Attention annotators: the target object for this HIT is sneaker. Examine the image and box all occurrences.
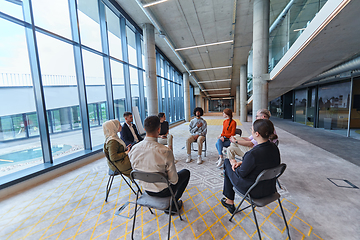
[186,156,191,163]
[197,156,202,165]
[216,157,224,168]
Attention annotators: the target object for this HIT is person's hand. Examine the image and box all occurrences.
[220,136,225,142]
[230,136,236,143]
[161,135,167,139]
[126,144,132,151]
[231,160,242,171]
[196,122,203,128]
[193,135,199,140]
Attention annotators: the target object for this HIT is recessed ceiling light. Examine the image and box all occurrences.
[175,40,233,51]
[208,93,231,96]
[190,66,232,72]
[143,0,169,8]
[203,88,231,91]
[198,79,231,83]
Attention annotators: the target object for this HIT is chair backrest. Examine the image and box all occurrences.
[245,163,286,197]
[235,128,242,136]
[255,163,286,183]
[131,170,169,185]
[274,140,279,146]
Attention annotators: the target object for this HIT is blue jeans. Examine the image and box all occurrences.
[215,138,231,156]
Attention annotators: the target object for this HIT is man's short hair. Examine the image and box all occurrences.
[144,116,160,134]
[193,107,204,116]
[158,112,165,118]
[123,112,132,118]
[257,109,271,119]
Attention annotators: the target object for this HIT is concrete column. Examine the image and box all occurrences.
[205,98,209,113]
[252,0,270,118]
[240,64,247,122]
[183,72,191,122]
[143,23,158,116]
[235,86,240,116]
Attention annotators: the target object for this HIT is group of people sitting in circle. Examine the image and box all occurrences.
[102,107,280,215]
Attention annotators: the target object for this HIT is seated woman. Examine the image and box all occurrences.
[103,119,132,178]
[215,108,236,168]
[221,119,280,214]
[157,112,173,150]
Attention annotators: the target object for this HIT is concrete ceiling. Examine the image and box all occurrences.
[114,0,290,99]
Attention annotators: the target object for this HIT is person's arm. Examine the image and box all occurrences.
[236,151,256,178]
[197,119,207,136]
[120,125,131,146]
[133,124,143,141]
[189,120,198,134]
[107,140,128,162]
[234,138,254,147]
[165,150,179,185]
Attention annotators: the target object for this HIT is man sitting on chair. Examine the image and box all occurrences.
[121,112,143,147]
[186,107,207,164]
[129,116,190,215]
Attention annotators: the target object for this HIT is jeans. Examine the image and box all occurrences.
[215,138,231,156]
[146,169,190,204]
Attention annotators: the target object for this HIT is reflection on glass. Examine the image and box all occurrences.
[32,0,72,39]
[126,26,137,66]
[111,60,126,122]
[270,96,283,118]
[0,0,23,20]
[77,0,102,52]
[318,81,350,133]
[0,19,42,177]
[130,67,139,113]
[294,89,307,124]
[105,6,122,60]
[306,88,316,127]
[36,32,83,159]
[82,49,108,147]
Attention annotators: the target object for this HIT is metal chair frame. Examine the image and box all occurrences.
[130,170,183,240]
[229,163,291,240]
[105,159,136,202]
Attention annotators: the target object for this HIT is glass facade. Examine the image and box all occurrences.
[0,0,184,179]
[269,0,328,71]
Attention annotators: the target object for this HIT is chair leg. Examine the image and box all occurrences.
[119,174,137,195]
[105,175,115,202]
[131,191,140,240]
[204,140,206,157]
[167,201,172,240]
[250,200,262,240]
[278,199,291,240]
[229,196,247,221]
[172,195,183,221]
[276,179,283,189]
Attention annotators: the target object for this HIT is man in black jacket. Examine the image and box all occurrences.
[120,112,143,146]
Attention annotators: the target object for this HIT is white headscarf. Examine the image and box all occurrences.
[102,119,127,148]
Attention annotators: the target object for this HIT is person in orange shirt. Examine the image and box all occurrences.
[216,108,236,168]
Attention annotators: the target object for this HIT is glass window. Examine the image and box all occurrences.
[126,26,137,66]
[129,66,139,112]
[77,0,102,52]
[0,19,42,177]
[318,81,350,133]
[82,49,108,147]
[105,6,122,60]
[32,0,72,39]
[294,89,307,124]
[36,32,83,159]
[0,0,23,20]
[111,60,126,122]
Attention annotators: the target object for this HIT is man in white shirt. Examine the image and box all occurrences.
[121,112,143,146]
[129,116,190,214]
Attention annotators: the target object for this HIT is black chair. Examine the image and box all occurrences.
[130,170,183,240]
[235,128,242,136]
[229,163,291,240]
[105,159,136,202]
[191,137,207,157]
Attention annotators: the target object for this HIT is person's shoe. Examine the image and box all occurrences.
[197,156,202,164]
[164,200,183,215]
[216,157,224,168]
[221,198,235,214]
[186,156,191,163]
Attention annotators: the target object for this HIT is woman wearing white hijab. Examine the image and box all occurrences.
[103,119,132,178]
